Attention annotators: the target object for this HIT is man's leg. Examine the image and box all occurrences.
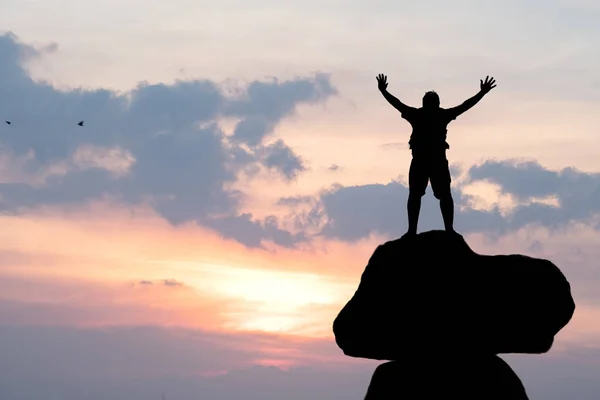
[407,194,421,235]
[407,157,428,235]
[440,195,455,233]
[431,156,456,233]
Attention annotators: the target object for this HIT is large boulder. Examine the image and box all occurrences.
[364,355,529,399]
[333,230,575,360]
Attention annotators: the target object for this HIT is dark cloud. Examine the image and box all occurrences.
[224,74,336,179]
[201,213,305,248]
[466,159,600,230]
[230,114,274,147]
[307,180,499,241]
[0,32,337,249]
[162,279,183,288]
[294,159,600,243]
[466,159,582,201]
[224,74,336,123]
[5,32,600,252]
[256,139,306,180]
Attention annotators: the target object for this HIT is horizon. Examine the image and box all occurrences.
[1,0,600,398]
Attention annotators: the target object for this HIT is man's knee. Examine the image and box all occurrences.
[433,189,452,201]
[408,188,426,199]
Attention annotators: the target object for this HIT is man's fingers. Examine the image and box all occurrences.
[481,76,496,89]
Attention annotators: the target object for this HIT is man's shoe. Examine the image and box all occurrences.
[446,228,461,237]
[401,230,417,239]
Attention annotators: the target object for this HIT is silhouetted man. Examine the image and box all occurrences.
[377,74,496,235]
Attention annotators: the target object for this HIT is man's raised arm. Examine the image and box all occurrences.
[447,76,496,118]
[376,74,414,115]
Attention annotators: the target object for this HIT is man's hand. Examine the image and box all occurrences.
[480,76,496,94]
[376,74,388,91]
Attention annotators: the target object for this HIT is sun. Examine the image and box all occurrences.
[167,260,355,336]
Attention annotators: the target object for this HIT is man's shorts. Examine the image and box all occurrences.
[408,152,451,199]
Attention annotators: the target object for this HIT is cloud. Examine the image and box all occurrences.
[11,31,600,250]
[276,195,314,207]
[0,323,599,400]
[301,180,497,241]
[230,114,274,147]
[288,158,600,242]
[135,279,184,288]
[465,160,600,230]
[256,139,306,180]
[224,74,336,125]
[0,324,372,400]
[5,32,600,251]
[0,325,283,380]
[201,213,305,248]
[0,273,235,329]
[162,279,184,288]
[0,32,336,249]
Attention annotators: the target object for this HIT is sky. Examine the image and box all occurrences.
[1,0,600,398]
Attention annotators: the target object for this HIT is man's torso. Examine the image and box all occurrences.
[401,107,457,154]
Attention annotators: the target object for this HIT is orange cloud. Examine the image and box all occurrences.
[0,201,372,339]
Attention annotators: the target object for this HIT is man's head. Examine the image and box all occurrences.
[422,91,440,109]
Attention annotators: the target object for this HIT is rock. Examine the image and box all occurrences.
[333,230,575,360]
[364,355,529,399]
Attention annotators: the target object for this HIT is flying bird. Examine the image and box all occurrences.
[5,121,10,125]
[77,121,84,126]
